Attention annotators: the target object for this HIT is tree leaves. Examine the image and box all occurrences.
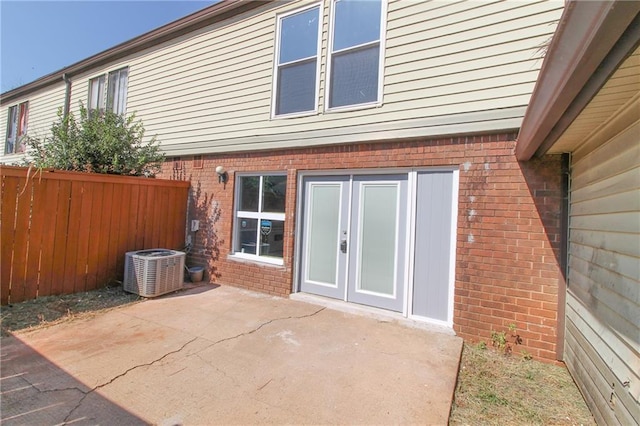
[26,105,164,177]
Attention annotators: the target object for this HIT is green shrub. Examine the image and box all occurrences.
[27,105,164,176]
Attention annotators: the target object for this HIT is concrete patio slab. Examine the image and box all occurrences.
[1,285,463,425]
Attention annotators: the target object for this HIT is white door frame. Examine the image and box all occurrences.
[293,167,459,327]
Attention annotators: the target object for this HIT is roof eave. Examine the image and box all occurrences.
[515,0,640,161]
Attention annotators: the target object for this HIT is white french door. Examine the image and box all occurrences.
[299,175,407,312]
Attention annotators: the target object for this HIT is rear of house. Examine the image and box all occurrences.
[2,0,566,362]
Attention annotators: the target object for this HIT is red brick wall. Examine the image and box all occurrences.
[159,133,563,360]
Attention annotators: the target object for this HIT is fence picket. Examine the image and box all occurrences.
[1,176,19,304]
[75,182,93,293]
[38,179,59,298]
[11,176,33,303]
[86,183,105,291]
[25,176,46,300]
[51,180,72,296]
[115,184,132,277]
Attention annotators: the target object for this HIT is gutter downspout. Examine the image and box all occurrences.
[556,152,570,361]
[62,73,71,119]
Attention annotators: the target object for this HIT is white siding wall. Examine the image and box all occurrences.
[565,117,640,425]
[0,83,66,164]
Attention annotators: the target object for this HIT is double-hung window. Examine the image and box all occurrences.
[107,68,129,115]
[87,67,128,115]
[273,5,321,117]
[327,0,384,109]
[5,102,28,154]
[234,174,287,263]
[88,75,106,114]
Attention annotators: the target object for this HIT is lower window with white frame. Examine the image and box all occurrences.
[234,174,287,263]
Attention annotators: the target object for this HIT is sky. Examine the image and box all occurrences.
[1,1,216,93]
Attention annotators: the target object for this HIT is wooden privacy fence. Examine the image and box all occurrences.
[1,165,190,305]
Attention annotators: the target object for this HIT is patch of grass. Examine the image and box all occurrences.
[0,285,141,337]
[450,343,595,425]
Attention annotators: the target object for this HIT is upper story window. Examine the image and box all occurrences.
[272,5,321,117]
[327,0,384,109]
[88,75,106,114]
[5,101,28,154]
[271,0,386,117]
[107,68,129,115]
[234,174,287,263]
[88,67,129,115]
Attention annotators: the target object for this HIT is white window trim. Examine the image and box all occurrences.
[270,3,323,119]
[231,173,287,266]
[324,0,388,113]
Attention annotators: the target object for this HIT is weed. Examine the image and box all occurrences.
[477,341,487,350]
[490,323,522,355]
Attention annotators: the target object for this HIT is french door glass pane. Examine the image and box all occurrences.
[329,45,379,108]
[307,185,341,284]
[358,184,397,295]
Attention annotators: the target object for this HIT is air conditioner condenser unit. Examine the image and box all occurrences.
[124,249,185,297]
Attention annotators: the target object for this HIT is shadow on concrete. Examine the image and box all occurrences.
[1,335,146,425]
[163,283,221,300]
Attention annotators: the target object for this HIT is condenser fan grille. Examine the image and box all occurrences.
[124,249,185,297]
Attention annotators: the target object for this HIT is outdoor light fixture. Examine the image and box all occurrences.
[215,165,228,184]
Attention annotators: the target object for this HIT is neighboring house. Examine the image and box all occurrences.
[517,2,640,424]
[1,0,572,364]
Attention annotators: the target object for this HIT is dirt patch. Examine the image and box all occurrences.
[0,285,141,337]
[450,343,595,425]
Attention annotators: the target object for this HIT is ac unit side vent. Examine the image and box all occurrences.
[124,249,185,297]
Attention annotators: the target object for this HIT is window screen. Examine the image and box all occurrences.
[274,6,321,116]
[329,0,383,109]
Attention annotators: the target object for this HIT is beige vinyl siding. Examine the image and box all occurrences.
[11,0,562,157]
[565,117,640,425]
[108,0,562,155]
[68,77,89,116]
[0,83,66,163]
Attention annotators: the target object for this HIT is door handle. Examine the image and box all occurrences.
[340,231,347,253]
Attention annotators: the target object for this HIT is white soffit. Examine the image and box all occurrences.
[548,45,640,154]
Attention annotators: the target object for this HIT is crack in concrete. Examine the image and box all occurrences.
[61,337,198,425]
[192,308,326,395]
[191,307,326,357]
[18,373,87,396]
[60,307,325,424]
